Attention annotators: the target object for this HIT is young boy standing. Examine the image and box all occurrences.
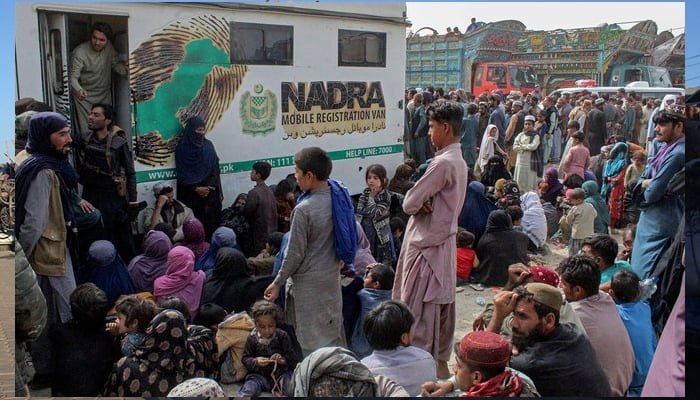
[264,148,345,356]
[566,188,597,256]
[393,101,468,378]
[244,161,278,257]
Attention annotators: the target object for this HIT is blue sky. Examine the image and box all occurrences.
[2,0,696,163]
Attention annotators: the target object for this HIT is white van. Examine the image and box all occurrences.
[549,82,684,100]
[15,2,408,204]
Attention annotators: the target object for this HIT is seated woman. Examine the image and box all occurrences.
[104,310,199,396]
[472,210,530,287]
[458,181,497,245]
[154,246,206,320]
[50,283,121,396]
[83,240,136,304]
[480,154,511,189]
[128,230,172,293]
[195,226,239,274]
[200,247,253,314]
[582,181,610,234]
[520,192,548,251]
[542,167,564,206]
[176,218,209,262]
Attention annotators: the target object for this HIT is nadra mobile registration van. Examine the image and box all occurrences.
[15,2,408,204]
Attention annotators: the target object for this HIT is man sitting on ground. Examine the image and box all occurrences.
[580,233,632,293]
[557,255,635,396]
[137,182,193,243]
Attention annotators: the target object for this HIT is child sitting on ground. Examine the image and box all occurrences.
[238,300,298,397]
[194,303,228,333]
[506,205,524,230]
[611,269,657,397]
[247,232,284,276]
[106,295,159,357]
[350,263,394,358]
[566,188,597,256]
[360,300,436,396]
[456,229,479,286]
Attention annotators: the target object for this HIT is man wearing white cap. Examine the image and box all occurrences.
[137,181,193,242]
[513,114,541,191]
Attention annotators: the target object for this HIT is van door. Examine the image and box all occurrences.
[38,12,70,119]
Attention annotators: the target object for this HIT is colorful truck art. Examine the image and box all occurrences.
[129,15,248,167]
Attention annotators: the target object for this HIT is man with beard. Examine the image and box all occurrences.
[477,101,489,146]
[75,103,138,261]
[587,98,608,156]
[504,100,525,171]
[491,282,611,396]
[557,255,635,396]
[603,94,617,138]
[15,112,78,387]
[138,182,193,243]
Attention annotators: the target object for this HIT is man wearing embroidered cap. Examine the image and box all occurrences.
[492,282,612,396]
[421,330,539,397]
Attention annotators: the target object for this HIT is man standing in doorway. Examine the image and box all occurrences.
[75,104,138,262]
[70,22,128,135]
[393,102,467,379]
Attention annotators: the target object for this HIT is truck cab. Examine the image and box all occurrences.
[472,62,538,95]
[607,65,672,88]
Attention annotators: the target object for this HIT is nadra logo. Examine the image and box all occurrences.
[240,84,278,135]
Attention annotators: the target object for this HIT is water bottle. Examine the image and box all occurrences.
[639,277,658,301]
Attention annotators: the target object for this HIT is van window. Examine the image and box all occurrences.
[338,29,386,67]
[623,68,645,84]
[230,22,293,65]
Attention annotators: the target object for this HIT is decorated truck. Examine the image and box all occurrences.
[15,1,408,204]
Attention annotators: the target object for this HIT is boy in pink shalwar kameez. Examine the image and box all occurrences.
[393,102,468,378]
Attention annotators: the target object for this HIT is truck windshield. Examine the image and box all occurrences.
[648,67,672,88]
[509,65,538,87]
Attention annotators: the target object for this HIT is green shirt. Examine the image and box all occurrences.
[600,260,633,285]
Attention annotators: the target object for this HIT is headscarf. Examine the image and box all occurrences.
[601,142,629,196]
[177,218,209,261]
[520,192,547,248]
[154,246,206,319]
[494,178,507,199]
[292,347,377,397]
[582,180,611,231]
[353,221,376,277]
[175,116,219,186]
[104,310,197,396]
[484,210,513,234]
[128,230,172,293]
[544,167,564,198]
[458,181,498,244]
[167,378,225,397]
[477,124,498,170]
[480,155,511,187]
[200,248,251,313]
[15,112,75,233]
[498,180,521,209]
[85,240,136,304]
[194,226,238,274]
[660,94,676,111]
[529,266,560,287]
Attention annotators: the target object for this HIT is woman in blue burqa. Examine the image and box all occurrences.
[458,181,498,245]
[175,116,223,241]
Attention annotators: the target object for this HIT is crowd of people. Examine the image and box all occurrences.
[12,21,692,398]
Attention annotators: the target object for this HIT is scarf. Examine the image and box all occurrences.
[649,135,685,179]
[519,192,547,248]
[478,124,498,170]
[582,180,610,228]
[195,226,238,274]
[601,142,629,196]
[178,218,210,261]
[200,247,251,313]
[297,179,358,271]
[154,246,206,318]
[460,370,523,397]
[128,230,172,293]
[544,167,564,198]
[484,210,513,234]
[15,112,75,233]
[292,347,377,397]
[458,181,498,244]
[529,265,560,287]
[480,155,511,187]
[84,240,136,304]
[175,116,219,186]
[353,221,376,277]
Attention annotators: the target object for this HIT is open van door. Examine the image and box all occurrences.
[38,12,71,121]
